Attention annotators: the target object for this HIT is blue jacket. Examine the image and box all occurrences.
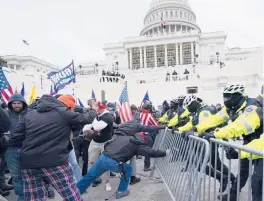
[7,94,28,139]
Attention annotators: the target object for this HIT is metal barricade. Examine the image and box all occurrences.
[198,138,264,201]
[150,129,211,201]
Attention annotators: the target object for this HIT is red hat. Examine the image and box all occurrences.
[98,101,107,110]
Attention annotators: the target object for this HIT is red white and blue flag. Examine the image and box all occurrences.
[140,91,150,108]
[91,89,96,100]
[0,67,13,103]
[118,82,133,123]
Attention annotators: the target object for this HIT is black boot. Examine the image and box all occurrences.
[92,178,102,187]
[144,166,152,172]
[0,183,13,191]
[0,189,10,197]
[218,189,237,201]
[130,176,141,185]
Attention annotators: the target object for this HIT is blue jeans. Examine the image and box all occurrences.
[0,159,7,184]
[5,148,24,201]
[68,149,82,182]
[77,154,132,194]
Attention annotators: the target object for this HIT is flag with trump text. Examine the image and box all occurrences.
[47,61,75,93]
[118,82,133,123]
[0,67,13,103]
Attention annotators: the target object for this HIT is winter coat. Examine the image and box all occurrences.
[103,134,166,163]
[9,95,96,169]
[0,107,10,157]
[7,94,28,141]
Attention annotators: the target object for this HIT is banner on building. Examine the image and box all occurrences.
[47,61,76,93]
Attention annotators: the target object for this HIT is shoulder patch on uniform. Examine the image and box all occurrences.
[203,112,209,117]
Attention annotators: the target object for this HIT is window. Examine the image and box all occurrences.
[156,45,165,67]
[131,47,140,69]
[161,12,163,18]
[166,11,168,18]
[171,11,173,18]
[167,44,176,66]
[187,87,198,94]
[175,11,178,17]
[146,46,155,68]
[180,12,182,18]
[182,42,192,65]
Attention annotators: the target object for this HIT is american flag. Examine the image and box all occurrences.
[140,91,150,108]
[0,67,13,104]
[140,109,159,126]
[91,89,96,100]
[119,83,133,123]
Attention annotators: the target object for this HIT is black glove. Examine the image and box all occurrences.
[182,131,195,139]
[226,148,239,159]
[199,132,215,141]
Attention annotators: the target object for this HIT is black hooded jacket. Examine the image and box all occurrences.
[103,119,166,162]
[9,95,96,169]
[0,106,10,157]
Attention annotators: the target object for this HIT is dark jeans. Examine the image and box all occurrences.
[0,159,7,185]
[77,154,132,194]
[144,135,154,168]
[82,140,90,176]
[5,148,24,201]
[252,159,263,201]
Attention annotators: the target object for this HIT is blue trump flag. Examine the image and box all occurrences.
[20,82,25,97]
[47,61,76,93]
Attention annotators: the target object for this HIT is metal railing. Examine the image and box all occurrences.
[148,129,264,201]
[150,129,211,201]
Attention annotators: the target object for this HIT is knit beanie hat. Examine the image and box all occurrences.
[58,95,76,111]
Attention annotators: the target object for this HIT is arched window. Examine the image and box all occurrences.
[175,11,178,17]
[161,12,163,18]
[170,11,173,17]
[153,14,155,21]
[184,13,186,19]
[166,11,168,18]
[180,12,182,18]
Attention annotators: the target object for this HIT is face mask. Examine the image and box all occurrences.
[223,94,242,110]
[188,102,199,113]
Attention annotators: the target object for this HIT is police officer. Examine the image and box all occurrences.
[159,99,179,127]
[195,84,263,200]
[177,95,231,192]
[201,106,263,201]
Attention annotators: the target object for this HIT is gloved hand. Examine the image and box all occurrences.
[226,148,239,159]
[165,149,170,156]
[182,131,195,139]
[200,132,215,141]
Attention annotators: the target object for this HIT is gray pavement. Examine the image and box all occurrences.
[5,159,171,201]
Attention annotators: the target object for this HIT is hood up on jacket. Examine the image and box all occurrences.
[8,94,28,112]
[37,95,66,113]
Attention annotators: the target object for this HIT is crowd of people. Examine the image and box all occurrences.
[0,83,263,201]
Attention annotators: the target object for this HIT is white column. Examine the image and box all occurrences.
[14,64,17,70]
[154,45,157,68]
[176,43,179,65]
[129,48,133,69]
[140,47,143,68]
[144,46,147,68]
[125,49,129,69]
[180,43,183,65]
[165,44,168,67]
[191,42,194,63]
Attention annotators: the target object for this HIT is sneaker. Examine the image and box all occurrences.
[130,176,141,185]
[116,190,130,199]
[105,182,112,192]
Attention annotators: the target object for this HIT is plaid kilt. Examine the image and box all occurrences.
[22,163,82,201]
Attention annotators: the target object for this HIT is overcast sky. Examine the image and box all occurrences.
[0,0,263,67]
